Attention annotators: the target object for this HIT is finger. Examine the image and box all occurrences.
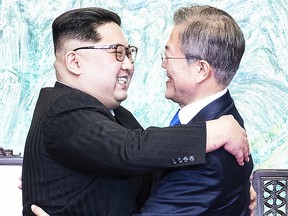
[18,175,22,190]
[251,191,256,200]
[31,204,49,216]
[249,204,256,216]
[244,151,249,162]
[235,154,244,166]
[245,131,250,155]
[249,203,256,210]
[244,143,250,162]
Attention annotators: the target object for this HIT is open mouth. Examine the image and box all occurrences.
[167,73,171,82]
[117,76,128,85]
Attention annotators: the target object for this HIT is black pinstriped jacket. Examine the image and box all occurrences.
[22,82,206,216]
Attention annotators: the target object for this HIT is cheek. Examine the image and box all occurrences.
[130,66,135,77]
[170,69,187,84]
[99,63,121,77]
[171,71,194,93]
[85,65,118,88]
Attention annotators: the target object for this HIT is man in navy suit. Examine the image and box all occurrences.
[138,5,253,215]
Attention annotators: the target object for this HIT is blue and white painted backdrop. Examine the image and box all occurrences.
[1,0,287,170]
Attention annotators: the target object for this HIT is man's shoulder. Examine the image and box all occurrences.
[40,83,100,106]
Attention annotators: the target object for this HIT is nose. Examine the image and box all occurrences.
[161,58,167,69]
[122,56,134,73]
[160,52,167,69]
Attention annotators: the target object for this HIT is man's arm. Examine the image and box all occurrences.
[38,89,249,176]
[116,105,250,165]
[44,108,249,176]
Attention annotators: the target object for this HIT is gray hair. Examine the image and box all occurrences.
[174,5,245,86]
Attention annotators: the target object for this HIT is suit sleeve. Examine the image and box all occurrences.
[44,100,206,177]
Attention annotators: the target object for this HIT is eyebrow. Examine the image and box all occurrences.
[165,45,174,54]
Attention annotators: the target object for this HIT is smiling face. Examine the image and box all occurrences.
[162,25,201,107]
[59,22,135,109]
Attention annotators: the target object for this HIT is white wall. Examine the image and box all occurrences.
[0,165,22,215]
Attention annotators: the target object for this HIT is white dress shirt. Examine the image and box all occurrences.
[178,88,228,124]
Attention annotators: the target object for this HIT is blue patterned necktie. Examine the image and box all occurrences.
[169,109,181,126]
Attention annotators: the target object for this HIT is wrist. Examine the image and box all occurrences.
[206,119,225,153]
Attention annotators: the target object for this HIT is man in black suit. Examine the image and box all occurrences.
[22,7,250,216]
[138,5,253,215]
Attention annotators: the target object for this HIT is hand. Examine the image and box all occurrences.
[249,185,257,216]
[18,175,22,190]
[31,205,49,216]
[206,115,250,166]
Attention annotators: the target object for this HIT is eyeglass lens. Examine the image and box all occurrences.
[116,45,137,63]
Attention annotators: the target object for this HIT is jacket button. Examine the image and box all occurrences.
[189,156,194,161]
[171,158,177,165]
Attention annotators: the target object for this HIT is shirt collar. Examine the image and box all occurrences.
[178,88,228,124]
[110,110,115,116]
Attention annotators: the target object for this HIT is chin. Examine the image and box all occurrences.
[117,94,128,102]
[165,91,173,100]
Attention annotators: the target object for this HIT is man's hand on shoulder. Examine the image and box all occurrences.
[206,115,250,166]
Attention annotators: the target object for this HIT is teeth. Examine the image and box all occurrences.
[117,77,127,84]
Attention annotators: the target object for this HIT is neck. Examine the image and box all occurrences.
[181,85,227,108]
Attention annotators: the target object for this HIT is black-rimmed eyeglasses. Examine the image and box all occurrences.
[161,51,195,63]
[73,44,138,64]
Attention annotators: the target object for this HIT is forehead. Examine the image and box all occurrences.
[97,22,128,45]
[165,25,182,53]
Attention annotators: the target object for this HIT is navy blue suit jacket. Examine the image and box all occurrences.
[138,91,254,216]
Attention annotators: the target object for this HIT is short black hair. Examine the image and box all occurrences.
[52,7,121,54]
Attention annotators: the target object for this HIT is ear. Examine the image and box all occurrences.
[195,60,212,83]
[65,51,81,75]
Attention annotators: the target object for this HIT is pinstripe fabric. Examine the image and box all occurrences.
[22,82,206,215]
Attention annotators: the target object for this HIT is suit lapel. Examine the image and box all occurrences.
[113,106,143,130]
[189,90,235,123]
